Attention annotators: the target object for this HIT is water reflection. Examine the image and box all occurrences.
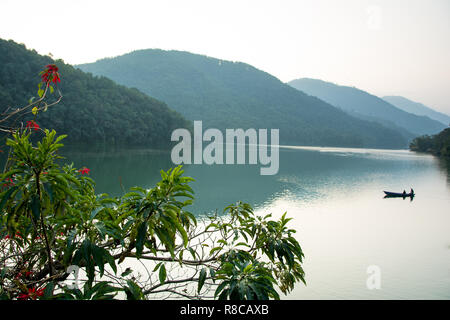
[383,194,415,202]
[60,144,174,197]
[17,144,447,216]
[437,156,450,185]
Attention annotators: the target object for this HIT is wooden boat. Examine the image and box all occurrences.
[383,191,414,197]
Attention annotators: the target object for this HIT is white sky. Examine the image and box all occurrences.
[1,0,449,114]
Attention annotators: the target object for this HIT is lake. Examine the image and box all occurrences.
[58,144,450,299]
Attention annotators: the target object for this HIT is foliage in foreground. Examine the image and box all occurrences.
[0,130,305,300]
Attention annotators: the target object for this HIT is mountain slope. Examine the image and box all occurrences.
[383,95,450,126]
[78,49,407,148]
[288,78,446,138]
[0,39,189,146]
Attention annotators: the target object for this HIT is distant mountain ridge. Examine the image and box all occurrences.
[288,78,446,139]
[77,49,408,149]
[0,39,189,146]
[382,95,450,126]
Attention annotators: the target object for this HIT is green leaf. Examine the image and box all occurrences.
[43,183,54,203]
[159,264,166,284]
[103,250,117,274]
[94,222,107,239]
[198,268,207,293]
[91,282,119,300]
[81,240,95,283]
[188,247,197,259]
[42,282,55,299]
[152,262,162,272]
[248,283,264,300]
[243,263,253,273]
[90,207,102,221]
[31,195,40,221]
[91,245,105,277]
[214,281,229,298]
[210,247,222,256]
[67,228,77,247]
[121,268,132,277]
[125,280,143,300]
[209,267,216,279]
[174,219,189,247]
[135,221,147,257]
[218,288,229,300]
[0,186,17,212]
[235,242,250,248]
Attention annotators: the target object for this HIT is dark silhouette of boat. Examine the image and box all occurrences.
[383,188,415,198]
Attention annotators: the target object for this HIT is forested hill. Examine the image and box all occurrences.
[410,128,450,157]
[78,49,407,148]
[0,39,189,146]
[288,78,446,138]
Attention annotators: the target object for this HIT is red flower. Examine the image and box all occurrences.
[78,167,90,175]
[17,293,28,300]
[26,120,40,131]
[17,287,45,300]
[3,231,21,240]
[41,64,60,84]
[2,178,14,188]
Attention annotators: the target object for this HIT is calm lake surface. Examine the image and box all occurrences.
[57,144,450,299]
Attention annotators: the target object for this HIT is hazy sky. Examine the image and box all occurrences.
[1,0,449,114]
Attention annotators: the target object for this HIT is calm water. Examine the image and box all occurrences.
[10,144,450,299]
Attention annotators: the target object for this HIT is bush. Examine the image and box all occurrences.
[0,130,305,300]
